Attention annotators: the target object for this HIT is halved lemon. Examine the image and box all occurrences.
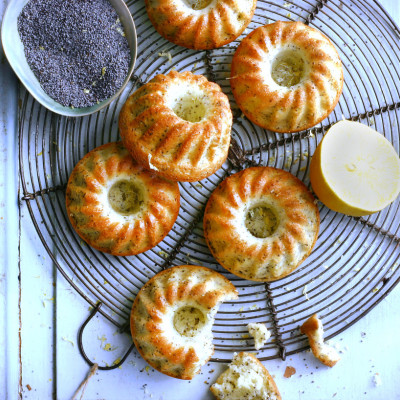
[310,120,400,216]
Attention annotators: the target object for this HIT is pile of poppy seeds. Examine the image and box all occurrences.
[17,0,131,108]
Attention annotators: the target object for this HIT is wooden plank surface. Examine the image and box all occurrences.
[0,35,20,400]
[1,0,400,399]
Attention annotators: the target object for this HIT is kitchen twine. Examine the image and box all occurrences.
[71,363,99,400]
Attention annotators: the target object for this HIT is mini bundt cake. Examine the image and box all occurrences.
[204,167,320,281]
[145,0,257,50]
[130,265,238,379]
[66,142,180,256]
[119,71,232,182]
[210,352,281,400]
[230,21,344,133]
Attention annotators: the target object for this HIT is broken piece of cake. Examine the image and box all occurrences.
[210,352,281,400]
[300,314,340,367]
[247,323,271,350]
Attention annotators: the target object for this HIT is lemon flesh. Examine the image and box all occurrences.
[310,120,400,216]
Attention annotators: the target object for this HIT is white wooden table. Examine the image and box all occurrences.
[1,1,400,399]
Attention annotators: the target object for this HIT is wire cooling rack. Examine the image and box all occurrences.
[19,0,400,363]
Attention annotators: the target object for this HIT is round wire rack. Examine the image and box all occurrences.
[19,0,400,363]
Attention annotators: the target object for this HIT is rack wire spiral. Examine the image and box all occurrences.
[19,0,400,363]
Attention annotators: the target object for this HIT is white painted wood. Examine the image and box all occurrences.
[0,0,399,399]
[0,22,21,400]
[18,209,56,399]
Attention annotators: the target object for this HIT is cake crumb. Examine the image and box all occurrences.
[303,285,310,301]
[284,366,296,378]
[247,323,271,350]
[97,334,107,348]
[158,51,172,64]
[61,337,75,347]
[373,373,382,387]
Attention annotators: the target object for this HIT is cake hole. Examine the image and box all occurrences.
[184,0,213,10]
[173,306,206,337]
[108,180,142,215]
[271,50,306,87]
[172,91,207,123]
[245,206,279,238]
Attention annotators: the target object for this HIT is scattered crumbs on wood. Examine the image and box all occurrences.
[284,366,296,378]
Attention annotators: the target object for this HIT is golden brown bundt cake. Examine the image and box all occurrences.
[119,71,232,182]
[204,167,320,281]
[130,265,238,379]
[210,352,281,400]
[65,142,180,256]
[230,21,343,133]
[145,0,257,50]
